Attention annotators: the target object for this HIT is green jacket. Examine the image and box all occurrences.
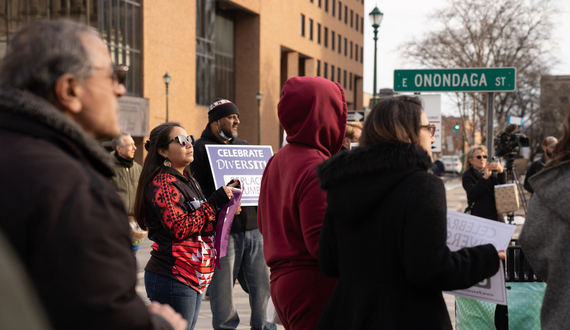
[109,152,142,216]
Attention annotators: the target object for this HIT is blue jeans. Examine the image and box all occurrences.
[145,271,202,330]
[209,229,276,330]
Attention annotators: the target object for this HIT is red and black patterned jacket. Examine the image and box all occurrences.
[144,167,229,293]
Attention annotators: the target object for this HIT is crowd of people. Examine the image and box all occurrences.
[1,18,569,330]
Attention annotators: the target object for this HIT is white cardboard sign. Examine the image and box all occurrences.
[443,211,516,305]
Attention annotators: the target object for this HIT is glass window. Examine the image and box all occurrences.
[355,43,358,62]
[196,0,215,106]
[324,62,328,79]
[332,0,335,16]
[355,13,359,31]
[350,9,353,28]
[349,72,352,90]
[331,31,335,50]
[331,65,335,81]
[344,38,347,56]
[324,27,328,47]
[338,1,341,21]
[343,70,347,88]
[337,34,341,54]
[309,18,313,40]
[337,67,340,83]
[318,0,321,8]
[300,14,305,36]
[344,6,347,24]
[350,41,353,59]
[325,0,328,12]
[317,59,321,76]
[214,7,235,102]
[317,23,321,44]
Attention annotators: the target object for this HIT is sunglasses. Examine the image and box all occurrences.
[92,64,129,85]
[474,155,488,160]
[162,135,195,148]
[420,124,436,137]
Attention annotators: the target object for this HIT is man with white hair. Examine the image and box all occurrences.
[110,133,142,216]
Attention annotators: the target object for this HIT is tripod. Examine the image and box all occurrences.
[503,154,527,224]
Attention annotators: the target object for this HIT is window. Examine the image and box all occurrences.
[300,14,305,37]
[344,6,347,24]
[338,34,341,54]
[360,46,363,63]
[317,60,321,76]
[332,0,336,16]
[361,17,364,34]
[355,14,359,31]
[344,38,347,56]
[196,0,215,105]
[338,1,342,21]
[344,70,347,88]
[350,10,353,28]
[317,23,321,44]
[331,65,335,81]
[325,0,328,12]
[213,8,236,102]
[331,31,335,50]
[324,27,328,47]
[318,0,321,7]
[349,72,353,90]
[355,43,358,62]
[350,41,353,59]
[337,67,341,83]
[309,19,314,40]
[324,62,328,78]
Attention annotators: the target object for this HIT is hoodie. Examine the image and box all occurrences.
[257,76,347,282]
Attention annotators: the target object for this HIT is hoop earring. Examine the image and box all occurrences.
[163,159,172,167]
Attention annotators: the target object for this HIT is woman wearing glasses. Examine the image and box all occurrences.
[134,122,234,330]
[462,145,506,222]
[316,96,503,330]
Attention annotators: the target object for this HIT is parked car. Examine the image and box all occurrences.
[442,155,463,174]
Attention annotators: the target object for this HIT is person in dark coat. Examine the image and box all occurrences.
[0,20,186,330]
[316,96,503,330]
[462,145,506,221]
[523,136,557,193]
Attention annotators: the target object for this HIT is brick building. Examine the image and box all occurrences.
[0,1,364,160]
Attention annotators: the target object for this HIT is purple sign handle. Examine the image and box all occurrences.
[214,181,244,269]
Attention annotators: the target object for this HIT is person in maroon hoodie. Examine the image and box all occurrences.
[257,76,347,330]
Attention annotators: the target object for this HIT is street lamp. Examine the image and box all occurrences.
[369,6,383,107]
[256,91,262,145]
[163,73,171,122]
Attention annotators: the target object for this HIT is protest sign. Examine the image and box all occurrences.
[443,211,516,305]
[205,145,273,206]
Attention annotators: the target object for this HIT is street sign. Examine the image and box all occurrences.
[419,94,442,152]
[347,110,365,122]
[394,68,516,92]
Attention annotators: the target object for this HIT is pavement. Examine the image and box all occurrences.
[134,172,528,330]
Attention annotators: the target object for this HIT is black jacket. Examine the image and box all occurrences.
[462,166,506,221]
[190,124,257,232]
[0,89,171,330]
[524,155,546,193]
[316,141,500,330]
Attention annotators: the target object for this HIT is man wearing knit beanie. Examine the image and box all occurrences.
[191,99,275,330]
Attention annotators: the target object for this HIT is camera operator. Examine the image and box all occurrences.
[462,145,506,222]
[524,136,558,194]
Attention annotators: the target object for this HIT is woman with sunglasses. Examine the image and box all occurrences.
[462,145,506,222]
[316,96,503,330]
[134,122,235,330]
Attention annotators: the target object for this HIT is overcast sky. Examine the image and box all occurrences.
[361,0,570,115]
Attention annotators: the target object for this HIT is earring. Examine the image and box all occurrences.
[163,159,172,167]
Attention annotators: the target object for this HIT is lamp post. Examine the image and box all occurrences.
[163,73,171,122]
[256,91,262,145]
[369,6,383,107]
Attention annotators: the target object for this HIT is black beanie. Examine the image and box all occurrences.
[208,98,240,123]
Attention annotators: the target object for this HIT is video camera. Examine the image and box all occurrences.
[494,124,530,157]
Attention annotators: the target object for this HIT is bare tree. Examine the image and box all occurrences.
[402,0,557,146]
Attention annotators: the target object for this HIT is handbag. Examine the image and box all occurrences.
[494,183,520,214]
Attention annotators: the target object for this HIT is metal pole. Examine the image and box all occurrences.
[486,92,494,156]
[257,98,261,145]
[372,26,378,107]
[165,84,169,123]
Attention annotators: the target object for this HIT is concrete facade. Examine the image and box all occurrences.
[142,0,364,150]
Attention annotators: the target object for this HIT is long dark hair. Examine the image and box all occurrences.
[546,106,570,168]
[134,122,182,230]
[360,95,423,147]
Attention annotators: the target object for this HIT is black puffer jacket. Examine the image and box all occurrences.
[316,141,500,330]
[0,88,171,330]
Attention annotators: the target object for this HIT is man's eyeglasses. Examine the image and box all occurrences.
[420,124,436,137]
[474,155,488,160]
[92,64,129,85]
[162,135,195,148]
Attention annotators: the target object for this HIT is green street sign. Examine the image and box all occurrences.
[394,68,516,92]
